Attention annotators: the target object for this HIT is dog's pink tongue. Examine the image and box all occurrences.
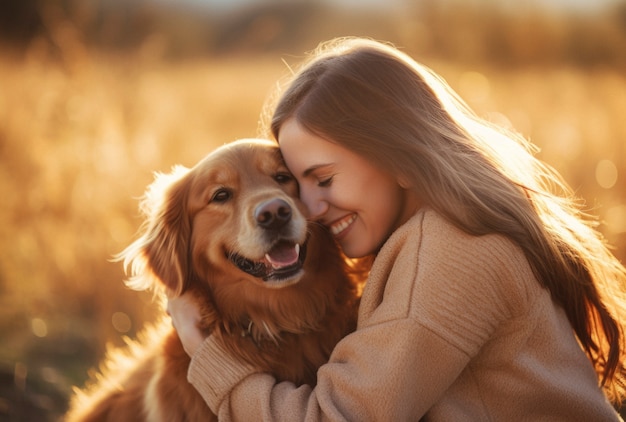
[265,243,300,268]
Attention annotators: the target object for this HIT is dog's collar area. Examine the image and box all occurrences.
[238,319,280,346]
[228,241,308,282]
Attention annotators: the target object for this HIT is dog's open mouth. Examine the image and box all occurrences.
[229,240,307,282]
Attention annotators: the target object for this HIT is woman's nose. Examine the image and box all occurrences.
[300,188,329,220]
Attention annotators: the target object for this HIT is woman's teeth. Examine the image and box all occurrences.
[330,214,356,236]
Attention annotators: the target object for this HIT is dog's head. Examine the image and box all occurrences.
[120,139,336,304]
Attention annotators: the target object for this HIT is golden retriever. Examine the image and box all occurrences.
[66,139,361,421]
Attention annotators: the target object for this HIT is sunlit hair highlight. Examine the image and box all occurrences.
[261,37,626,402]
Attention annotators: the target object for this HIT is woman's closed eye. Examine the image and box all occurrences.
[318,176,334,187]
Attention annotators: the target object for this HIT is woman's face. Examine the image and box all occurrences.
[278,118,421,258]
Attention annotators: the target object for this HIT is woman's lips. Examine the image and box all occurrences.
[329,214,356,237]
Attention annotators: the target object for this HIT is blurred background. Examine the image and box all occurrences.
[1,0,625,419]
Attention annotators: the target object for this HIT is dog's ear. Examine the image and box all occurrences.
[117,166,192,297]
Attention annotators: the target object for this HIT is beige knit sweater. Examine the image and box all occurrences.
[188,208,621,421]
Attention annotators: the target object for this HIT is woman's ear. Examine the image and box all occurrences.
[397,173,412,190]
[118,166,192,297]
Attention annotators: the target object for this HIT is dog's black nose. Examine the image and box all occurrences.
[255,199,292,230]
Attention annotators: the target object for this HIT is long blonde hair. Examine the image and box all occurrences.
[262,37,626,402]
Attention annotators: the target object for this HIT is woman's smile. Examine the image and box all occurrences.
[329,214,357,238]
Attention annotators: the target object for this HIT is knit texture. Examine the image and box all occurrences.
[188,208,622,421]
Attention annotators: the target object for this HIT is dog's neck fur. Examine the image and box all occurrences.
[238,319,279,346]
[232,311,321,346]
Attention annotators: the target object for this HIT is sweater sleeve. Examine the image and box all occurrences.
[189,317,473,420]
[187,210,535,420]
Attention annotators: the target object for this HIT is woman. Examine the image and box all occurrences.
[169,37,626,420]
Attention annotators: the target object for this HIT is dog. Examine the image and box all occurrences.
[66,139,362,421]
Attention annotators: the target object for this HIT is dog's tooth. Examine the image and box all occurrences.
[265,253,283,269]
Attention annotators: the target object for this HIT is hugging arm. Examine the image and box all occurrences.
[187,318,471,421]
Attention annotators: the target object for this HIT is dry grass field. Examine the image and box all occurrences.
[1,4,625,418]
[0,49,285,419]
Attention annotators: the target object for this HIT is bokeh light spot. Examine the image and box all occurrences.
[539,118,582,162]
[595,159,618,189]
[458,71,490,103]
[112,312,132,333]
[41,366,62,384]
[31,318,48,338]
[605,205,626,234]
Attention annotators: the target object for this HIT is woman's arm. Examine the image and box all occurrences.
[185,315,471,421]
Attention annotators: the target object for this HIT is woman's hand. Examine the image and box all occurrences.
[167,292,207,357]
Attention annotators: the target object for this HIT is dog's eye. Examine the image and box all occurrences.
[274,172,294,185]
[210,188,232,203]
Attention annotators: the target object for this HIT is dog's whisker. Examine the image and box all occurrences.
[261,321,280,346]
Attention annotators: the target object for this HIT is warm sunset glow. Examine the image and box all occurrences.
[1,0,624,418]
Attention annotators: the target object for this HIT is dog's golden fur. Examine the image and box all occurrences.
[66,139,361,421]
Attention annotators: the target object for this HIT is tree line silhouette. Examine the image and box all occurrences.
[1,0,625,67]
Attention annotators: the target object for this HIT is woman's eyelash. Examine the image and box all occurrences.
[318,176,333,187]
